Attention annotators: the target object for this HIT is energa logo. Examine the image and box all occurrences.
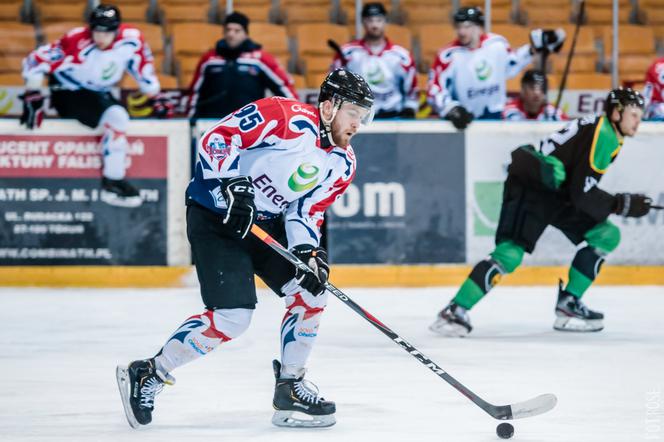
[288,163,319,192]
[475,59,492,81]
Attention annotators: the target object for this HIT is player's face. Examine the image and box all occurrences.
[92,31,116,50]
[455,22,482,47]
[363,16,386,40]
[331,102,370,148]
[521,84,546,115]
[224,24,248,49]
[616,105,644,137]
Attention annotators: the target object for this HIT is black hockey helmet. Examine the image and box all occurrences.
[604,87,645,116]
[454,6,484,25]
[319,68,374,112]
[89,4,121,32]
[521,69,548,91]
[362,2,387,19]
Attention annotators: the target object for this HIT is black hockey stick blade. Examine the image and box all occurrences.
[651,204,664,210]
[251,224,558,420]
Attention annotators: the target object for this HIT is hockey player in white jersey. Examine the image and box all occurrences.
[116,68,374,429]
[427,6,565,129]
[21,4,171,207]
[332,2,418,119]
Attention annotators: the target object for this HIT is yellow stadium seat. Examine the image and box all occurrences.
[159,1,212,24]
[0,23,37,55]
[292,73,306,89]
[558,72,612,89]
[35,1,87,24]
[250,23,289,59]
[0,72,25,85]
[171,23,221,56]
[295,23,350,58]
[491,24,530,47]
[417,24,457,71]
[0,0,23,22]
[40,22,85,44]
[385,24,413,51]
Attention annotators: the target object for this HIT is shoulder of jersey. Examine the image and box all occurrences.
[117,24,144,40]
[385,41,413,59]
[437,41,464,58]
[259,97,319,123]
[482,32,510,47]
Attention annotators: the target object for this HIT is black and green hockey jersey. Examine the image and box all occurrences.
[537,115,622,222]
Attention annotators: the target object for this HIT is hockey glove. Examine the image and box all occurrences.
[291,245,330,297]
[614,193,652,218]
[20,90,46,129]
[446,105,473,130]
[530,28,566,54]
[149,92,175,119]
[220,176,256,239]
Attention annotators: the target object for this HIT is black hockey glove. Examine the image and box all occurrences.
[530,28,566,54]
[291,244,330,297]
[446,105,473,130]
[20,90,46,129]
[221,176,256,239]
[614,193,652,218]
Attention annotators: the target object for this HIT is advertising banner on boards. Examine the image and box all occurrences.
[0,132,168,265]
[326,126,466,264]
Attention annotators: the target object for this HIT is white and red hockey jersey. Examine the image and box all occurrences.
[22,24,159,95]
[427,33,532,118]
[643,57,664,120]
[332,38,418,115]
[186,96,356,248]
[502,97,567,121]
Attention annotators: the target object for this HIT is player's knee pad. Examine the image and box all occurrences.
[212,308,253,339]
[98,104,129,132]
[584,221,621,255]
[571,246,605,282]
[156,308,253,372]
[490,241,525,274]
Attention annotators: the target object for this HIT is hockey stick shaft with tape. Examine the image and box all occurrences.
[251,224,557,420]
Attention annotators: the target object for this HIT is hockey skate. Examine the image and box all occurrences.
[101,177,142,208]
[271,360,336,428]
[429,302,473,337]
[554,282,604,332]
[116,358,175,428]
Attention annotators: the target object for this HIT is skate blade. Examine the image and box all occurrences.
[116,365,141,429]
[271,410,336,428]
[100,190,143,208]
[553,316,603,332]
[429,319,469,337]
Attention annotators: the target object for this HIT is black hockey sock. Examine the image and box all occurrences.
[453,258,505,309]
[567,246,605,297]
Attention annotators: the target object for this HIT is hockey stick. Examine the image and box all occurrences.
[554,0,585,114]
[251,224,557,420]
[327,39,348,66]
[651,204,664,210]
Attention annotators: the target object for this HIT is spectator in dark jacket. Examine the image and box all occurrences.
[187,12,298,119]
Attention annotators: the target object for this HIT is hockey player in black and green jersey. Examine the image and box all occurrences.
[431,88,654,335]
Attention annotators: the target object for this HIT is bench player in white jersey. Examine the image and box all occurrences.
[427,6,565,129]
[643,56,664,120]
[332,2,418,119]
[116,69,374,429]
[503,69,567,121]
[21,4,170,207]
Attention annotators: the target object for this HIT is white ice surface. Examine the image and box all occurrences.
[1,285,663,442]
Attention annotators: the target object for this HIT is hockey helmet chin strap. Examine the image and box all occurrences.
[319,99,343,148]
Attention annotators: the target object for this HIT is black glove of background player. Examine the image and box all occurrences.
[292,244,330,296]
[20,90,46,129]
[446,105,473,130]
[221,176,256,239]
[614,193,652,218]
